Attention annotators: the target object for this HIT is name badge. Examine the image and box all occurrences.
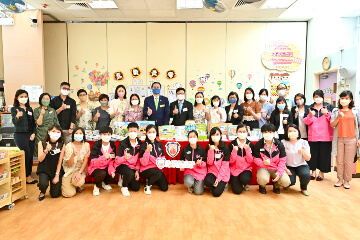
[27,111,32,116]
[186,151,191,155]
[283,114,289,117]
[215,153,221,158]
[183,108,188,112]
[110,153,115,159]
[234,110,238,113]
[49,111,53,114]
[160,104,165,107]
[80,149,87,155]
[66,105,71,109]
[260,148,265,151]
[52,148,61,154]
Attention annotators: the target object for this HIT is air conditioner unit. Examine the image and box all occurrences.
[63,0,92,3]
[0,18,14,26]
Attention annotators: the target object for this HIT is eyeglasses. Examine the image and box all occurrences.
[62,88,70,91]
[277,88,286,90]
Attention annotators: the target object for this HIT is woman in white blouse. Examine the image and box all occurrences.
[208,95,226,124]
[109,85,129,129]
[281,124,311,196]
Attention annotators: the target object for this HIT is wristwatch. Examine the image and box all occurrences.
[55,172,60,175]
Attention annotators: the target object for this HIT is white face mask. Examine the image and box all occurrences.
[18,98,28,104]
[263,133,274,141]
[61,89,70,96]
[296,99,304,106]
[49,132,61,141]
[277,90,286,97]
[246,94,253,100]
[259,95,267,101]
[314,98,323,104]
[101,135,111,143]
[211,135,221,142]
[237,132,247,139]
[128,132,138,139]
[288,132,298,139]
[213,101,219,107]
[196,98,204,103]
[340,99,351,106]
[177,94,185,101]
[189,138,197,145]
[131,100,139,106]
[147,133,156,141]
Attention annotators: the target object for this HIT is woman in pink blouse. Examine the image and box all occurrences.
[125,94,144,122]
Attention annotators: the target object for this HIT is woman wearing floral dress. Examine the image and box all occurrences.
[193,92,210,124]
[34,93,59,157]
[109,85,129,129]
[124,94,144,122]
[75,89,94,130]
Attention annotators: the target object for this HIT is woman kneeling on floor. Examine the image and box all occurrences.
[37,124,65,201]
[228,124,254,194]
[61,127,90,198]
[204,127,230,197]
[281,124,311,196]
[253,123,291,194]
[180,130,207,195]
[139,124,169,195]
[88,126,116,196]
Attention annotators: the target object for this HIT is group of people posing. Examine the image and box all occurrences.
[11,80,360,200]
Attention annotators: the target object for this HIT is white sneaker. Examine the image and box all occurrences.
[102,182,112,190]
[121,187,130,197]
[144,185,152,195]
[224,183,229,191]
[118,175,123,187]
[188,186,194,193]
[93,185,100,196]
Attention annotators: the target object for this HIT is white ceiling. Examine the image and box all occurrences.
[22,0,308,22]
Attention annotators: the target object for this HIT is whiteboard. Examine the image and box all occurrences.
[21,85,43,103]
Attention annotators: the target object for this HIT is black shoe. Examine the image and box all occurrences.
[273,185,280,194]
[259,186,267,194]
[27,179,38,184]
[39,193,45,201]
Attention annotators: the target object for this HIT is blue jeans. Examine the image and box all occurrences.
[287,165,311,190]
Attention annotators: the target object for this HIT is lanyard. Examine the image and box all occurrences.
[152,143,158,158]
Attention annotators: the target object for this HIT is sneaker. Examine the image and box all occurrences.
[144,185,152,195]
[102,182,112,190]
[259,186,267,194]
[244,184,250,191]
[188,186,194,193]
[121,187,130,197]
[301,190,310,196]
[283,186,290,190]
[344,182,350,189]
[273,184,280,194]
[118,175,123,187]
[224,183,229,191]
[93,185,100,196]
[77,185,84,193]
[334,180,343,187]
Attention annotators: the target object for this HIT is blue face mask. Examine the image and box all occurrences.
[229,98,237,104]
[153,88,160,95]
[277,104,286,110]
[74,134,83,142]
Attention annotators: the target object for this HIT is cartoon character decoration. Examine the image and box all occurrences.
[113,71,124,81]
[189,80,196,90]
[149,68,159,79]
[166,70,176,79]
[269,72,291,97]
[199,76,207,85]
[131,67,141,78]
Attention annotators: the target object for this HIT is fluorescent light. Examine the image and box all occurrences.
[177,0,203,9]
[89,0,118,9]
[26,4,36,10]
[261,0,297,9]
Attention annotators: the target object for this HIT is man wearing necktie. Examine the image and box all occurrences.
[170,88,194,126]
[143,82,170,129]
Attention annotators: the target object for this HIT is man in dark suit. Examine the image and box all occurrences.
[143,82,170,128]
[170,88,194,126]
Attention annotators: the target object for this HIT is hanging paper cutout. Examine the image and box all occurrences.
[261,41,302,72]
[229,70,235,79]
[131,67,141,78]
[75,65,79,70]
[236,83,242,90]
[217,81,222,87]
[189,80,196,90]
[113,71,124,81]
[205,73,210,79]
[166,70,176,79]
[197,87,205,93]
[149,68,159,79]
[199,76,207,85]
[247,74,252,80]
